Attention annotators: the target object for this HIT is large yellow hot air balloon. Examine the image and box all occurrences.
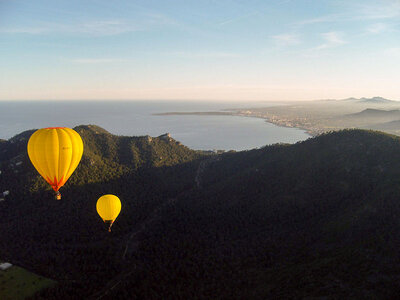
[96,194,121,232]
[27,127,83,200]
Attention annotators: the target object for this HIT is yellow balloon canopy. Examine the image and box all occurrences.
[27,127,83,199]
[96,194,122,232]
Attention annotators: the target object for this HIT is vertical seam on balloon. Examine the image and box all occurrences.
[109,195,113,221]
[36,130,52,183]
[58,128,73,184]
[37,130,51,181]
[107,196,112,221]
[111,196,115,221]
[56,128,61,183]
[63,129,83,182]
[44,129,57,189]
[62,129,74,181]
[53,129,60,188]
[55,129,61,182]
[63,128,77,182]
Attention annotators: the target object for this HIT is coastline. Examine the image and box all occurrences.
[153,111,316,137]
[233,112,317,137]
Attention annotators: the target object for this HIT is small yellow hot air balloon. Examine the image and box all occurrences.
[27,127,83,200]
[96,194,121,232]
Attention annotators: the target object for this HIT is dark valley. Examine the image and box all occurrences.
[1,125,400,299]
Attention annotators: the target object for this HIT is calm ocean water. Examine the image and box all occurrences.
[0,100,309,151]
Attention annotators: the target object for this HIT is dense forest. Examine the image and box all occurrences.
[1,126,400,298]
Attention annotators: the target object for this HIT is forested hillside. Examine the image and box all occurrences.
[0,125,206,297]
[1,127,400,298]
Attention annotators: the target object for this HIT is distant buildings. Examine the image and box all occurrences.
[159,133,172,141]
[0,262,13,271]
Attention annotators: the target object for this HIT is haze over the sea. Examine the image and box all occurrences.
[0,100,309,150]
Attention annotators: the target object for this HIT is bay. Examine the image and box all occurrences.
[0,100,309,151]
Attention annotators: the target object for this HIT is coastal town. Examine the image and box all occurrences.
[156,97,400,137]
[234,109,329,136]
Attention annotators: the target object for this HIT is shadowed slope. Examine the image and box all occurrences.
[2,128,400,298]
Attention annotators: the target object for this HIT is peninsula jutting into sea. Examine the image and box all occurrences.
[155,97,400,136]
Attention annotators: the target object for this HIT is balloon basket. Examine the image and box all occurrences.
[104,220,115,232]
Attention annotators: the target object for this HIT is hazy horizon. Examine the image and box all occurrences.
[0,100,309,148]
[1,0,399,101]
[0,96,398,103]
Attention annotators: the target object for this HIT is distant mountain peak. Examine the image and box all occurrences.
[342,97,358,101]
[342,96,396,103]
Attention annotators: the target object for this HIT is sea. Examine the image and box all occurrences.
[0,100,310,151]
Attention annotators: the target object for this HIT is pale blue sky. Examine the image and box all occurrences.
[1,0,399,101]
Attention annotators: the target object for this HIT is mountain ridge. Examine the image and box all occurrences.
[346,108,400,117]
[1,126,400,298]
[342,96,396,103]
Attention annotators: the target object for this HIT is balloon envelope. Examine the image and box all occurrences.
[96,194,122,222]
[27,127,83,192]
